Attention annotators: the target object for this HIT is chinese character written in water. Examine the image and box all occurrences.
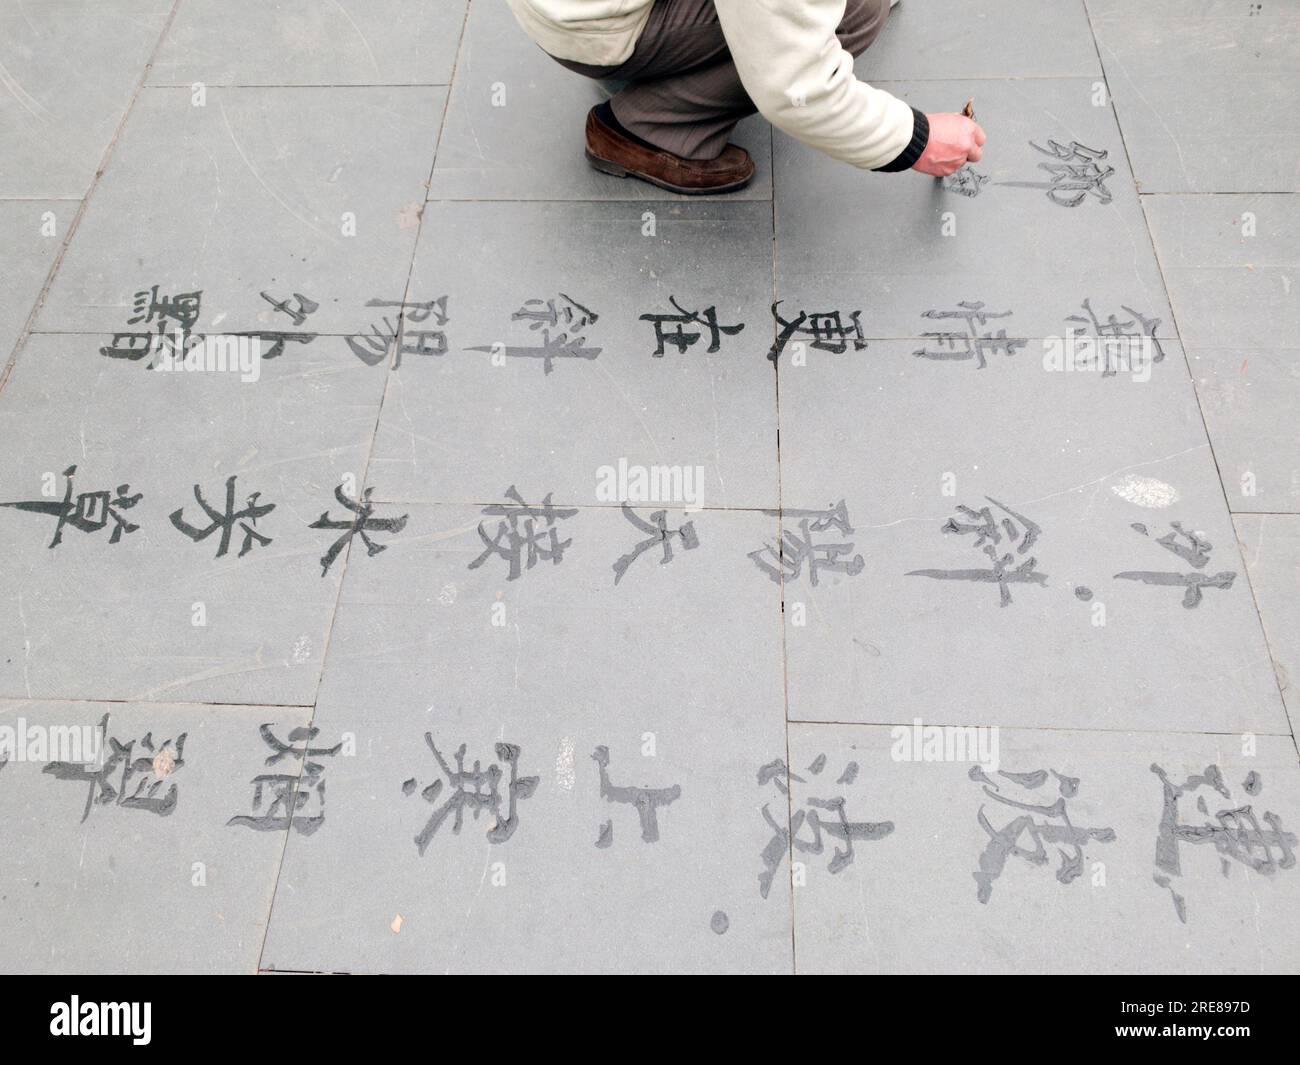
[611,503,700,586]
[247,289,320,360]
[260,290,318,327]
[170,475,275,558]
[468,293,601,374]
[1151,764,1296,923]
[469,484,577,581]
[347,297,449,369]
[907,497,1048,607]
[1002,140,1115,207]
[1066,297,1165,374]
[309,483,409,577]
[970,766,1116,904]
[513,293,598,334]
[0,465,142,548]
[102,283,202,361]
[44,713,186,822]
[402,736,539,853]
[129,284,202,332]
[592,745,682,847]
[913,302,1026,369]
[1114,521,1236,608]
[639,297,744,357]
[227,725,342,835]
[756,756,893,898]
[750,500,865,586]
[943,166,990,198]
[767,301,867,363]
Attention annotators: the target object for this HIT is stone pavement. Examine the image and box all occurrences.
[0,0,1296,974]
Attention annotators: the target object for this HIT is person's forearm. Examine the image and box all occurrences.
[712,0,928,171]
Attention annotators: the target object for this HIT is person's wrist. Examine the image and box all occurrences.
[874,107,930,173]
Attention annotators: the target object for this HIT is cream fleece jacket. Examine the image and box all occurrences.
[506,0,927,171]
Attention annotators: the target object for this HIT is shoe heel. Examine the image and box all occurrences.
[585,149,628,178]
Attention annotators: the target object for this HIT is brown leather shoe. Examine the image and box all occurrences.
[584,106,755,195]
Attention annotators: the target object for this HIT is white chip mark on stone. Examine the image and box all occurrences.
[152,747,177,778]
[397,201,423,229]
[555,737,576,792]
[1110,475,1180,508]
[437,582,457,605]
[291,636,311,664]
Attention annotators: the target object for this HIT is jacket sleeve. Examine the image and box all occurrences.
[712,0,929,171]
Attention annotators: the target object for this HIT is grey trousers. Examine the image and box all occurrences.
[551,0,892,160]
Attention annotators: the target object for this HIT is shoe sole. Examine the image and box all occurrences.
[585,148,754,196]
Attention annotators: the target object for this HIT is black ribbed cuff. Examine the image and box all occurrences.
[873,107,929,173]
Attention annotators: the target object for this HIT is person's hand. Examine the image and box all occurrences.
[912,113,986,177]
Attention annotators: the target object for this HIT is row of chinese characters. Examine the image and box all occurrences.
[100,284,1164,372]
[18,719,1289,925]
[0,473,1235,608]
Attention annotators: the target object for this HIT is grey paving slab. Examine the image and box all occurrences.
[34,85,445,335]
[425,0,771,201]
[0,0,170,199]
[0,332,389,704]
[774,77,1172,340]
[1144,194,1298,512]
[788,723,1300,974]
[1091,7,1299,77]
[863,0,1101,80]
[260,504,792,974]
[1090,8,1300,192]
[1087,0,1299,16]
[1190,347,1300,514]
[775,338,1287,735]
[367,200,778,509]
[1142,194,1297,351]
[1235,514,1300,729]
[0,200,65,363]
[148,0,468,87]
[0,699,311,974]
